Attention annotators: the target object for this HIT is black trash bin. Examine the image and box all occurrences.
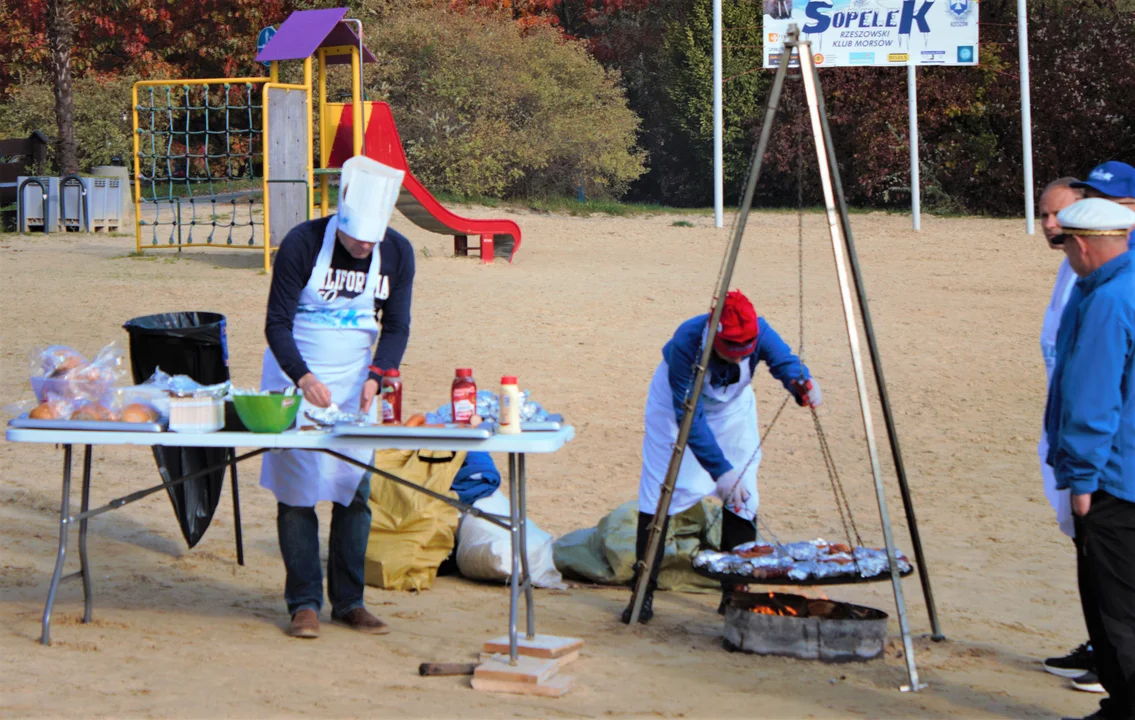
[123,312,239,553]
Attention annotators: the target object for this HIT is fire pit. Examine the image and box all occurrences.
[723,591,888,662]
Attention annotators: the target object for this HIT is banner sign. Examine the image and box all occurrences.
[763,0,978,68]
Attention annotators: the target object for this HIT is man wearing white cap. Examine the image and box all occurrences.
[1043,165,1135,690]
[1045,197,1135,720]
[261,156,411,639]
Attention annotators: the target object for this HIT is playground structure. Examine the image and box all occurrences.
[131,7,521,271]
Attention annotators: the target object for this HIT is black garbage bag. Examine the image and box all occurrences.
[124,312,232,548]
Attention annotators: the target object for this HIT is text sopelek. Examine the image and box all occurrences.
[803,0,934,34]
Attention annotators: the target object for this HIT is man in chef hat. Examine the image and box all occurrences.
[1044,197,1135,720]
[261,155,413,639]
[623,289,821,624]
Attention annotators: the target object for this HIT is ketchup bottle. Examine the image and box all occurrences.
[451,368,477,424]
[381,369,402,425]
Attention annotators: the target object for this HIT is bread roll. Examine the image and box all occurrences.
[405,414,427,427]
[29,402,61,420]
[71,403,113,421]
[120,403,159,423]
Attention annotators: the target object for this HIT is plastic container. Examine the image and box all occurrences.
[122,311,231,548]
[498,376,521,435]
[381,369,402,425]
[451,368,477,424]
[169,396,225,433]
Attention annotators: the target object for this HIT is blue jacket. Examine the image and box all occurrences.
[1044,250,1135,502]
[663,314,809,479]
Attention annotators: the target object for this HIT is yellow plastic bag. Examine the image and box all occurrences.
[364,449,465,591]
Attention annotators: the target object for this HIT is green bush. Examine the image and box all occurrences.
[363,5,646,199]
[0,73,137,173]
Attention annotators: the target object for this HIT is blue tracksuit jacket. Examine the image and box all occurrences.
[1044,250,1135,502]
[663,314,809,479]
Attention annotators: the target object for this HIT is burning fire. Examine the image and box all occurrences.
[749,604,799,617]
[747,592,800,617]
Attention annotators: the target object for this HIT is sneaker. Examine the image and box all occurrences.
[1070,670,1105,694]
[1044,642,1094,678]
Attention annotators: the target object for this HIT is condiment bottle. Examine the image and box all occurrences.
[498,376,522,434]
[451,368,477,424]
[381,369,402,425]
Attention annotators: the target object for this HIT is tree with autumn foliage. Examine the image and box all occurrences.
[0,0,295,97]
[46,0,78,175]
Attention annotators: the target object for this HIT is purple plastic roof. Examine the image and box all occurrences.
[255,7,377,64]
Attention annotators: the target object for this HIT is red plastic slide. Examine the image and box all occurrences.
[327,102,521,263]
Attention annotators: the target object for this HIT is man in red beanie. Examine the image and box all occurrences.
[623,290,821,623]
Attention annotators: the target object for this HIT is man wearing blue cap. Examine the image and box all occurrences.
[1046,197,1135,720]
[1072,161,1135,246]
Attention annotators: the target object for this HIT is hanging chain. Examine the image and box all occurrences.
[751,114,864,571]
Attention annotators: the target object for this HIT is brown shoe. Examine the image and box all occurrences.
[288,609,320,639]
[332,607,390,635]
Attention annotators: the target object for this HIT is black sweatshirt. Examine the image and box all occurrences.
[265,216,414,384]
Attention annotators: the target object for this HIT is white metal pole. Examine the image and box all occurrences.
[907,64,921,231]
[713,0,724,228]
[1018,0,1035,234]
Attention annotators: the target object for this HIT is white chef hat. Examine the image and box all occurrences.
[1057,198,1135,237]
[337,156,406,243]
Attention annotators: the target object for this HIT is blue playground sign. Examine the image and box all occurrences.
[257,26,277,64]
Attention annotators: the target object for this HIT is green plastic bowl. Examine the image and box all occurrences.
[232,393,301,433]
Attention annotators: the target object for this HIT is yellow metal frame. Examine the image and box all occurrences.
[131,44,366,272]
[132,76,273,260]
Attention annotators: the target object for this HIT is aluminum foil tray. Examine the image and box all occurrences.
[518,414,564,432]
[9,414,165,433]
[331,422,494,440]
[691,563,914,586]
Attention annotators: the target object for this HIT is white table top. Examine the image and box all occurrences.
[5,426,575,454]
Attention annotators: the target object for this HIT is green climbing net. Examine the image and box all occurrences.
[135,82,265,247]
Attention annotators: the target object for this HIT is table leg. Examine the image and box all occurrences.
[518,454,535,640]
[229,450,244,566]
[42,444,73,645]
[507,452,520,665]
[79,445,93,623]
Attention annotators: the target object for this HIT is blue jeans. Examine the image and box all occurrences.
[277,475,371,617]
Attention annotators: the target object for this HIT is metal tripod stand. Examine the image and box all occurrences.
[625,25,942,692]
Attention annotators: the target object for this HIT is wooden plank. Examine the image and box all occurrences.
[473,655,560,685]
[478,650,579,670]
[267,87,309,247]
[471,673,574,698]
[482,634,584,659]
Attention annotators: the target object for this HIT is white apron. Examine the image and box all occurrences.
[259,216,381,507]
[638,354,760,520]
[1038,257,1077,538]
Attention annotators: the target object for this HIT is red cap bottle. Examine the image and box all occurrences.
[452,369,477,424]
[381,369,402,425]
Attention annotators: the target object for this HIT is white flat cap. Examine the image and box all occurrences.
[1057,197,1135,237]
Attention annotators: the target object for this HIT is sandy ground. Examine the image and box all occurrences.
[0,206,1097,718]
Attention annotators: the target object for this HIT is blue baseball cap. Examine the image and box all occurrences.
[1072,161,1135,198]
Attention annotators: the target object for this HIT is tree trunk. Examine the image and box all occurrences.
[47,0,78,175]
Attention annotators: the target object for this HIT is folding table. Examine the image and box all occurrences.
[3,425,574,662]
